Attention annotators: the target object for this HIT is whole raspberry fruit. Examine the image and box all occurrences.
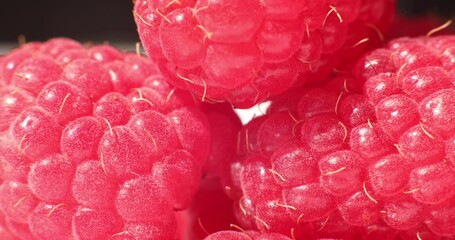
[134,0,395,107]
[0,38,215,239]
[223,35,455,239]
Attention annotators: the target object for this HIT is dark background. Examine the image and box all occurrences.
[0,0,454,43]
[0,1,138,43]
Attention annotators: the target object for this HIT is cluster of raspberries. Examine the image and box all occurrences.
[1,0,455,239]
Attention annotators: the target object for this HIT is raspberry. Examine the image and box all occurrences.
[223,35,455,238]
[0,38,227,239]
[134,0,395,107]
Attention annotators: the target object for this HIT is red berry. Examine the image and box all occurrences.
[0,39,228,239]
[135,0,395,107]
[223,35,455,239]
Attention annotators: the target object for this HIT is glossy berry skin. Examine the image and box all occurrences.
[203,230,292,240]
[134,0,395,107]
[224,35,455,239]
[0,38,229,240]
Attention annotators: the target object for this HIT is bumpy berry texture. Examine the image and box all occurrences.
[175,104,241,240]
[0,38,221,239]
[203,230,292,240]
[223,35,455,239]
[134,0,395,108]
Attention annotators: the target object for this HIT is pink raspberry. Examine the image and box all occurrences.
[0,38,238,239]
[134,0,395,107]
[223,35,455,239]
